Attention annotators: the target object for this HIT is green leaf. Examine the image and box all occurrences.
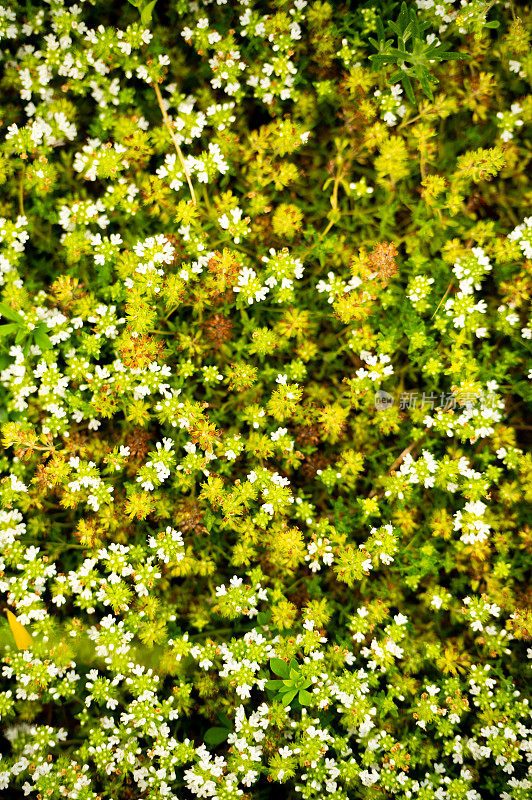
[140,0,157,25]
[33,326,52,350]
[375,15,385,42]
[370,54,399,65]
[265,679,285,690]
[419,72,434,101]
[0,323,18,337]
[401,74,415,103]
[441,52,468,60]
[388,21,401,37]
[0,302,23,323]
[270,657,289,678]
[15,327,27,345]
[257,611,271,626]
[204,727,229,746]
[280,688,297,705]
[298,689,313,705]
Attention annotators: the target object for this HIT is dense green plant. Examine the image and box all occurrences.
[265,657,313,706]
[0,1,531,799]
[369,2,468,102]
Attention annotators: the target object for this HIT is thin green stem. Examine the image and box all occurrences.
[18,166,25,216]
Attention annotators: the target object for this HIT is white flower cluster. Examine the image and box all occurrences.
[349,177,374,199]
[443,247,491,336]
[454,499,491,545]
[0,215,29,285]
[408,274,434,310]
[305,536,334,572]
[129,234,175,294]
[214,576,268,619]
[234,249,304,305]
[136,438,176,492]
[240,1,307,104]
[73,138,128,181]
[425,383,504,443]
[316,270,362,304]
[68,457,114,512]
[374,84,407,127]
[218,207,250,244]
[496,102,524,142]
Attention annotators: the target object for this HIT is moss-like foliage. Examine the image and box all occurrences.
[0,1,531,799]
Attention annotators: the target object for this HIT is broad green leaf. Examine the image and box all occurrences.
[265,679,285,689]
[140,0,157,25]
[0,302,23,323]
[270,657,289,678]
[204,727,229,746]
[280,688,297,705]
[16,327,27,344]
[0,323,18,337]
[34,326,52,350]
[298,689,313,705]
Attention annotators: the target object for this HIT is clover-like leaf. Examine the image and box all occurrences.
[270,657,290,678]
[140,0,157,26]
[34,325,52,350]
[0,324,18,338]
[204,727,230,746]
[298,689,313,706]
[265,679,285,690]
[0,302,24,323]
[256,610,271,625]
[280,688,298,705]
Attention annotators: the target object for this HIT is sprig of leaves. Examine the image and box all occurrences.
[204,713,233,746]
[369,2,467,103]
[127,0,158,26]
[0,302,52,354]
[265,657,313,707]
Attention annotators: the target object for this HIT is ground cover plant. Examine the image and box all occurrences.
[0,0,531,797]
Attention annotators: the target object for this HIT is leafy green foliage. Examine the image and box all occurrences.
[265,658,313,706]
[0,302,51,354]
[369,2,467,102]
[0,1,530,799]
[128,0,158,27]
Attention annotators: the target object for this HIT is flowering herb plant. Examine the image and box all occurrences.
[0,1,531,799]
[265,657,313,707]
[369,1,469,102]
